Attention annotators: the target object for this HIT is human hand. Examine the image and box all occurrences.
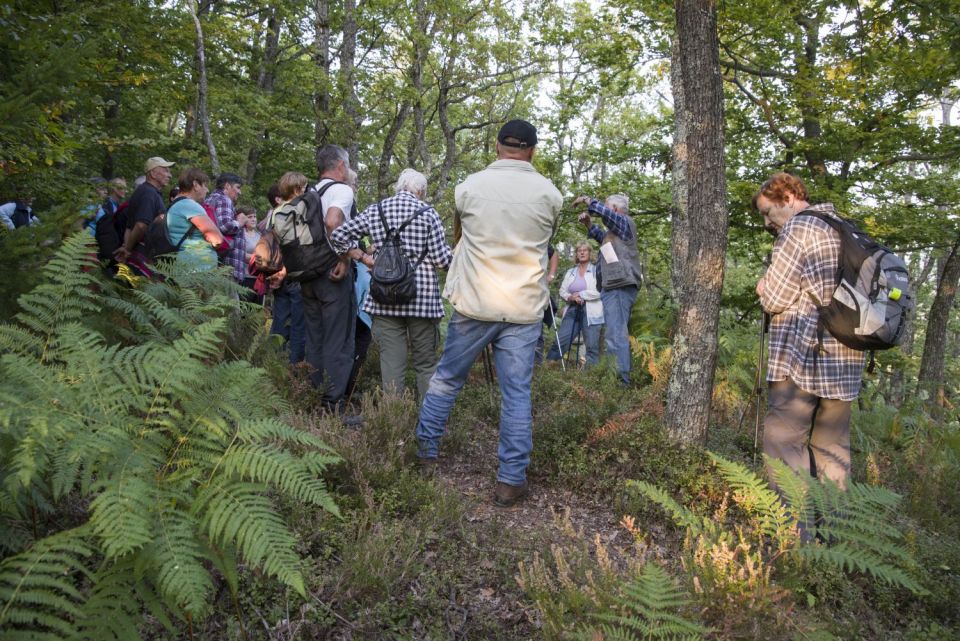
[755,278,766,297]
[329,258,349,282]
[361,253,375,268]
[235,213,249,228]
[578,212,592,229]
[113,247,130,263]
[572,294,584,305]
[572,195,591,208]
[268,266,287,288]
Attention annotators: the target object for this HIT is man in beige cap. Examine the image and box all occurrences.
[114,157,174,272]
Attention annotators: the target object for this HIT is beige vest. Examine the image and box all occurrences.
[446,160,562,323]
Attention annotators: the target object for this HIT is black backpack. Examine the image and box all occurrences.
[369,202,431,305]
[10,202,33,228]
[797,210,913,351]
[93,199,127,261]
[143,207,195,261]
[272,181,346,282]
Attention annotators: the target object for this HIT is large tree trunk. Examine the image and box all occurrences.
[189,0,219,175]
[665,0,729,445]
[917,237,960,405]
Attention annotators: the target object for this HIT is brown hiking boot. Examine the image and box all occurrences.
[493,481,529,507]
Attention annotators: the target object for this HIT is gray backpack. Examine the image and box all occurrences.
[271,182,343,282]
[798,210,913,351]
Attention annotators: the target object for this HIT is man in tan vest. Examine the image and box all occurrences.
[415,119,563,507]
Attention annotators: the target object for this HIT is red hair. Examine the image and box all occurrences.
[753,172,808,208]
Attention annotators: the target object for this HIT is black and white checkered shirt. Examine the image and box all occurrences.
[760,202,865,401]
[331,191,452,318]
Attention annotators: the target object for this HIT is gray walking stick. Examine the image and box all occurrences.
[549,297,565,372]
[753,310,770,465]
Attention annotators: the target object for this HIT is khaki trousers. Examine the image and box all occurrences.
[372,316,440,399]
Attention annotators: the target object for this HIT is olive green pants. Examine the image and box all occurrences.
[371,315,441,399]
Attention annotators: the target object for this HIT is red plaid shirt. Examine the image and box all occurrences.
[760,203,865,401]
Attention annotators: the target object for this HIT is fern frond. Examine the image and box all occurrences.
[76,559,148,641]
[148,502,213,616]
[710,454,791,538]
[218,443,340,515]
[797,543,925,593]
[89,476,156,558]
[627,480,716,538]
[0,527,92,638]
[194,482,306,595]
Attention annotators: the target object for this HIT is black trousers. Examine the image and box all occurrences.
[301,271,356,410]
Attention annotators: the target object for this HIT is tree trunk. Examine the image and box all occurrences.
[245,5,281,185]
[669,35,689,305]
[313,0,332,174]
[888,251,935,406]
[377,103,410,198]
[190,0,219,175]
[665,0,729,445]
[340,0,361,164]
[918,237,960,405]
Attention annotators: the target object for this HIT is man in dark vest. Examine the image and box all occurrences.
[575,193,643,385]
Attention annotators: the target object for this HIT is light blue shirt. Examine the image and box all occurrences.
[167,198,216,271]
[355,262,372,328]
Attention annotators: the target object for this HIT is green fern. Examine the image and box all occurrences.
[578,564,709,641]
[629,453,926,596]
[0,233,341,638]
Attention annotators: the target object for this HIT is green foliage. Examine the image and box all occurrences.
[630,453,926,595]
[0,234,340,638]
[580,564,709,641]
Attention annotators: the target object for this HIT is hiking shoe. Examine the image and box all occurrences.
[493,481,529,508]
[415,456,439,478]
[342,413,364,429]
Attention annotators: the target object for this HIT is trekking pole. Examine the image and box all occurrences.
[566,304,583,370]
[753,310,770,465]
[549,297,565,372]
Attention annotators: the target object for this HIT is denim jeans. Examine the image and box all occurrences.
[270,282,305,364]
[546,304,601,366]
[601,285,638,383]
[416,313,540,485]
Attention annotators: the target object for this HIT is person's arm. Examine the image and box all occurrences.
[331,211,371,267]
[547,250,559,283]
[580,268,601,301]
[758,224,806,314]
[558,269,575,301]
[587,199,633,240]
[0,204,15,230]
[116,221,148,261]
[210,194,242,236]
[189,213,226,248]
[426,211,453,269]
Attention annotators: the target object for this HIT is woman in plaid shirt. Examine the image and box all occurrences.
[754,173,865,536]
[331,169,453,399]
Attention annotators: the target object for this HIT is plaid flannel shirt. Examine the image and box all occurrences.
[331,191,452,318]
[760,202,865,401]
[586,198,634,243]
[205,189,245,282]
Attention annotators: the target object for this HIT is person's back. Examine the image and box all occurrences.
[448,160,561,323]
[415,119,562,508]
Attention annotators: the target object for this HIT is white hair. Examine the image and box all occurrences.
[606,193,629,214]
[394,168,428,196]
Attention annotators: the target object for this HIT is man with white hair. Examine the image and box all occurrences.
[332,168,453,399]
[574,192,643,385]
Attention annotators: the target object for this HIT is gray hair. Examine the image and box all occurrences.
[347,168,358,190]
[394,168,428,196]
[316,144,349,175]
[606,193,629,214]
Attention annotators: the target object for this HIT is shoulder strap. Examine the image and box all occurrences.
[397,205,433,234]
[376,201,393,236]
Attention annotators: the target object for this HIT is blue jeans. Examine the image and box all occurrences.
[601,285,638,383]
[546,304,601,366]
[270,282,305,364]
[416,313,540,485]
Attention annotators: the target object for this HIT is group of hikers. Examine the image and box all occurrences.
[2,118,910,512]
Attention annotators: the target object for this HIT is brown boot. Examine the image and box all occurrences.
[415,456,439,478]
[493,481,529,507]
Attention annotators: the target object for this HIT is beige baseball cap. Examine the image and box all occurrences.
[144,157,175,173]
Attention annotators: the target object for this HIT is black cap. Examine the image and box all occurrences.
[497,119,538,148]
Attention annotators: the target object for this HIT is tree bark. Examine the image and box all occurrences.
[669,35,689,305]
[245,5,281,185]
[340,0,361,164]
[313,0,332,174]
[189,0,219,176]
[665,0,729,445]
[918,237,960,405]
[377,103,410,198]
